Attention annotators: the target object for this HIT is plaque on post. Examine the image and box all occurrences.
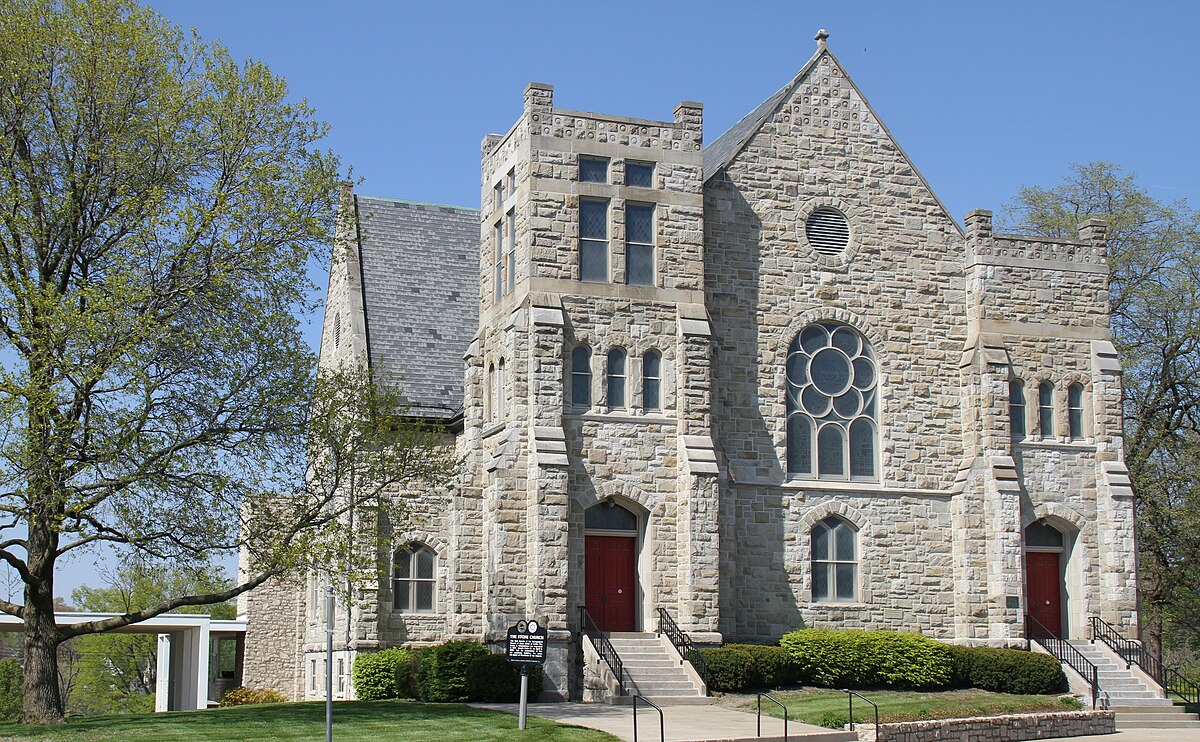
[506,619,547,729]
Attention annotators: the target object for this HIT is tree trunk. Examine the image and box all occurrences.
[21,588,64,723]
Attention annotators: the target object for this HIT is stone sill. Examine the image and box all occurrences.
[777,480,950,498]
[1013,439,1096,452]
[481,421,507,439]
[565,411,676,425]
[808,601,869,610]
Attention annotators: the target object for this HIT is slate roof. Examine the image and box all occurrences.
[702,47,824,182]
[354,196,479,420]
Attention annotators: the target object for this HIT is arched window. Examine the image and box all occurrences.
[811,516,857,602]
[486,363,496,421]
[393,543,435,613]
[571,346,591,408]
[1009,379,1026,439]
[1038,382,1055,438]
[1068,383,1085,440]
[497,358,506,420]
[607,348,627,409]
[786,322,877,480]
[642,350,661,411]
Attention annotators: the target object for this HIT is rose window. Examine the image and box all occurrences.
[786,322,877,479]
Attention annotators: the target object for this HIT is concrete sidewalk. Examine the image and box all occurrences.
[473,702,854,741]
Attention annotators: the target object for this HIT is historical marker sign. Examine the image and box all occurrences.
[506,619,548,666]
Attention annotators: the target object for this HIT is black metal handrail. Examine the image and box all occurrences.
[633,695,664,742]
[1091,615,1200,705]
[579,606,625,695]
[1026,613,1098,709]
[757,692,788,742]
[841,689,879,742]
[656,607,709,689]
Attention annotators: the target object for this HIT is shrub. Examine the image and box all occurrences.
[723,644,798,688]
[417,641,489,702]
[0,659,20,721]
[395,648,423,699]
[948,645,1067,694]
[352,647,414,701]
[699,646,755,692]
[466,653,544,702]
[219,686,287,706]
[780,629,953,689]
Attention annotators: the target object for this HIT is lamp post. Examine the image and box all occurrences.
[326,586,334,742]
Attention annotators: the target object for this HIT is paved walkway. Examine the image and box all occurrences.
[473,702,851,741]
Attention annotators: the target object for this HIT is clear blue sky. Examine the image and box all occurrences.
[54,0,1200,599]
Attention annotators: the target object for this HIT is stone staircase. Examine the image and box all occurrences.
[606,632,709,704]
[1072,642,1200,730]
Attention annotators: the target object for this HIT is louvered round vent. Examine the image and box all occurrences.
[805,208,850,256]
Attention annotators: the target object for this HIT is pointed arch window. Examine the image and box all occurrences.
[786,323,877,480]
[571,346,591,409]
[393,544,436,613]
[811,516,857,602]
[642,350,661,411]
[1067,383,1085,440]
[607,348,627,409]
[1038,382,1055,438]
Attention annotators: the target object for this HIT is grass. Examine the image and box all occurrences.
[0,700,620,742]
[732,688,1084,729]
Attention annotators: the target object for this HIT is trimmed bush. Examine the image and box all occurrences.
[0,659,21,721]
[699,646,755,692]
[352,647,414,700]
[466,653,544,702]
[780,629,953,689]
[417,641,489,702]
[395,648,422,699]
[724,644,798,689]
[218,686,287,706]
[948,645,1067,694]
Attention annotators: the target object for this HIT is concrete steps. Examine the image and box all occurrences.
[1072,642,1175,708]
[1110,705,1200,730]
[607,633,706,703]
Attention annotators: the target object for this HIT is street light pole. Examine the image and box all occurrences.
[326,586,334,742]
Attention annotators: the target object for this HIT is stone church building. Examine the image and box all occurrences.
[241,32,1138,701]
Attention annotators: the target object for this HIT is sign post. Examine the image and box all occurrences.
[506,619,548,731]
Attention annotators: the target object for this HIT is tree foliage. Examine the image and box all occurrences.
[1004,162,1200,661]
[0,0,455,722]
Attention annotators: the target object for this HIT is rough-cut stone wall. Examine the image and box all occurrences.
[854,710,1116,742]
[239,569,305,699]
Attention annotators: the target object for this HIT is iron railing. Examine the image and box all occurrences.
[757,692,789,741]
[1091,615,1200,705]
[632,695,664,742]
[579,606,625,695]
[655,607,709,689]
[1026,613,1098,709]
[842,689,879,742]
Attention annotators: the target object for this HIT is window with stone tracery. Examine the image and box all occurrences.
[393,543,436,613]
[786,322,877,480]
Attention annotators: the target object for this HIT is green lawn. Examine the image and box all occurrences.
[735,689,1083,729]
[0,700,619,742]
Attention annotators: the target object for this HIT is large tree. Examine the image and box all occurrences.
[0,0,455,722]
[1004,162,1200,664]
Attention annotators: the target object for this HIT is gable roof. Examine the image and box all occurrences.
[702,40,962,235]
[703,46,824,182]
[354,196,479,420]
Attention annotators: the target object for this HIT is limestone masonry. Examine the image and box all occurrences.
[240,33,1138,701]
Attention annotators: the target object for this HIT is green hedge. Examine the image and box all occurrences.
[218,686,287,706]
[780,629,953,689]
[0,659,20,721]
[700,647,755,692]
[948,645,1067,695]
[466,653,544,702]
[417,641,490,702]
[352,648,421,700]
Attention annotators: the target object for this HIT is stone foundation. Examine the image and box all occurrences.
[853,710,1115,742]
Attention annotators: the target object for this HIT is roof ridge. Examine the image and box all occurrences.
[357,194,479,212]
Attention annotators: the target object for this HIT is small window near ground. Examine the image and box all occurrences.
[393,544,436,613]
[579,156,609,183]
[626,161,654,188]
[811,516,857,602]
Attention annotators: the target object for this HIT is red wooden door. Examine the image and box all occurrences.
[1026,551,1063,637]
[585,535,636,632]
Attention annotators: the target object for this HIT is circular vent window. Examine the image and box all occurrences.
[805,207,850,256]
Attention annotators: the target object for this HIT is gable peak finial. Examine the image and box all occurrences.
[814,28,829,45]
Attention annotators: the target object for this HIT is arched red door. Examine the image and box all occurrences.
[585,534,636,632]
